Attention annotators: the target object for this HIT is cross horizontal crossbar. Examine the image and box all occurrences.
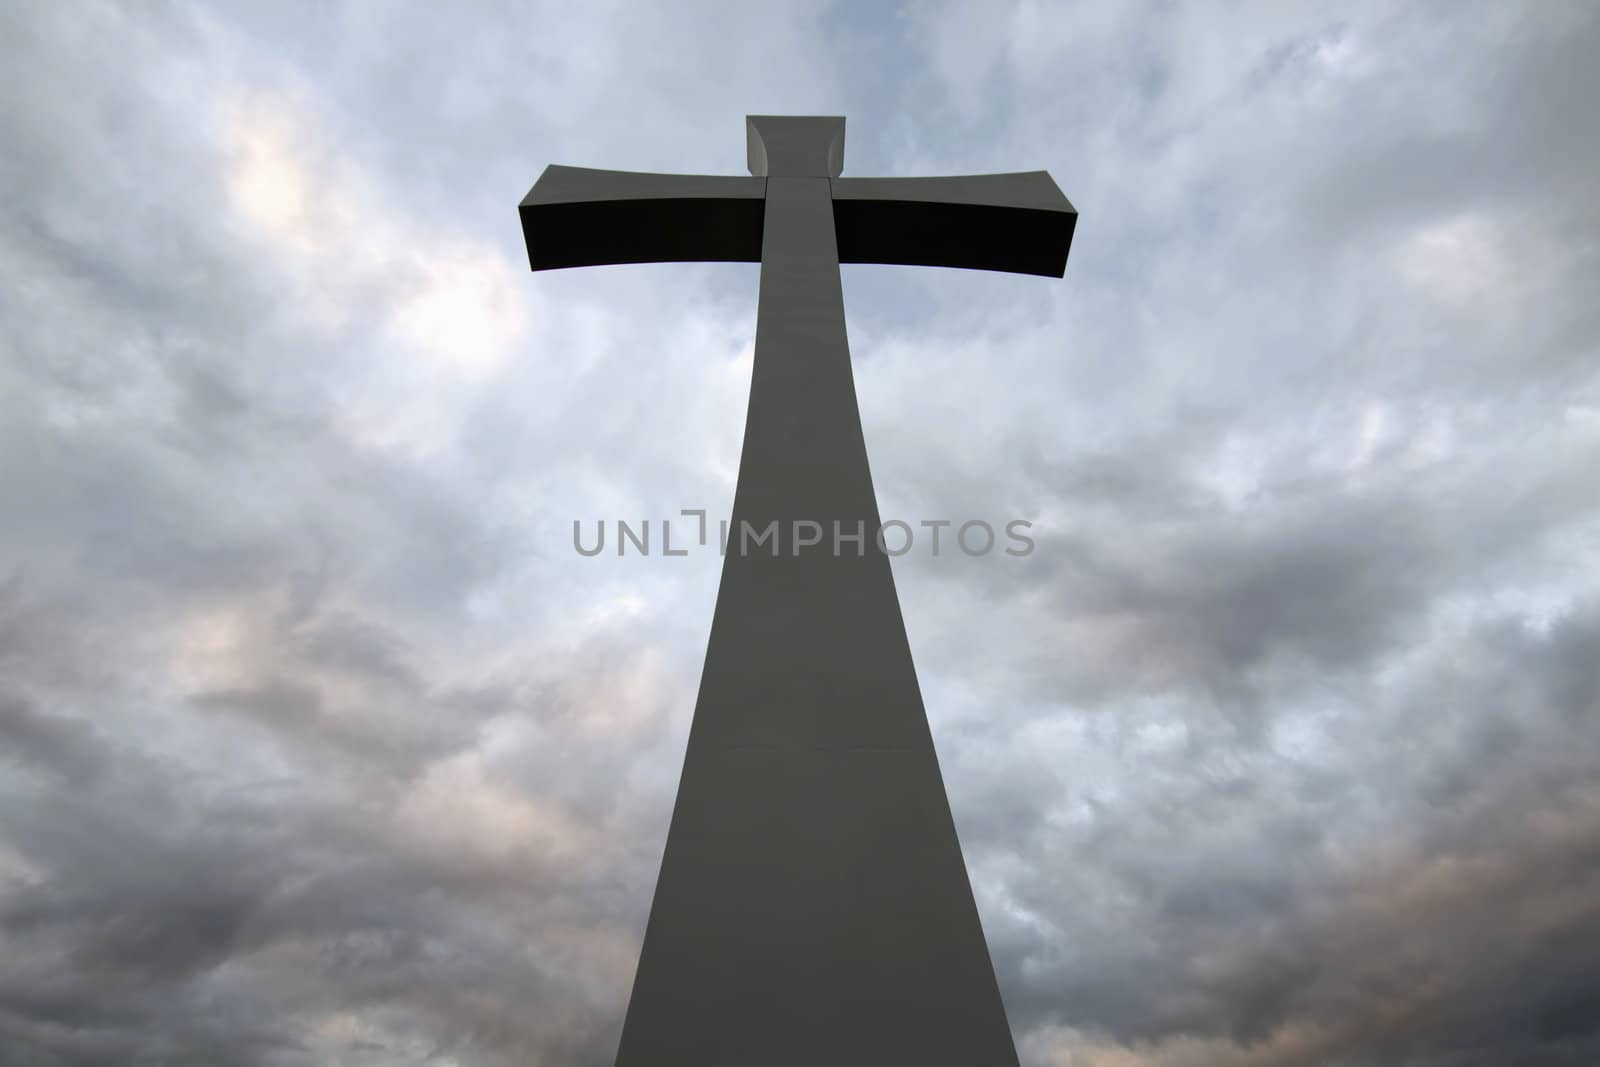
[520,164,1076,277]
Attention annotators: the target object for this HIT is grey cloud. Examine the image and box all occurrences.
[0,693,107,788]
[977,601,1600,1064]
[4,1,1600,1066]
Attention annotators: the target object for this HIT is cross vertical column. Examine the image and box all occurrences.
[612,121,1019,1067]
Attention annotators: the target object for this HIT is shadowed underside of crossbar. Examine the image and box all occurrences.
[519,165,1077,277]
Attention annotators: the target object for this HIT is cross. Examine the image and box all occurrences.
[519,116,1075,1067]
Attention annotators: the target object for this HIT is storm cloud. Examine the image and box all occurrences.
[2,2,1598,1065]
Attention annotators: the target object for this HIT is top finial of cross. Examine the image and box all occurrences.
[746,115,846,178]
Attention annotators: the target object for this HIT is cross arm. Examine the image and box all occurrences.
[519,164,767,271]
[831,171,1077,278]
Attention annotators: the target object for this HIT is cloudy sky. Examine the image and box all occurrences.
[3,1,1599,1064]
